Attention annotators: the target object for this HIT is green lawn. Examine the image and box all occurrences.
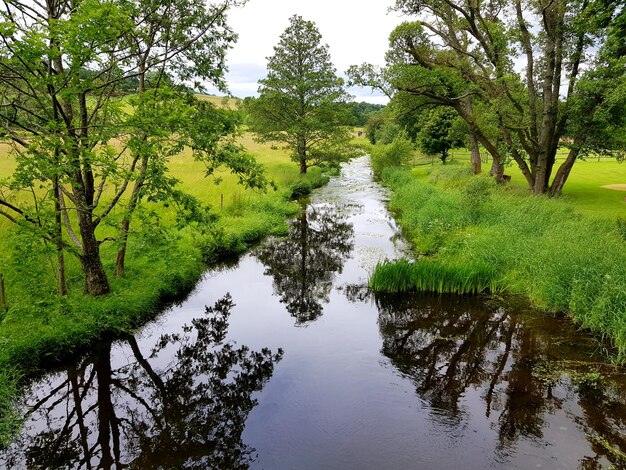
[429,149,626,219]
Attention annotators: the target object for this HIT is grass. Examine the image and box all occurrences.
[0,105,342,443]
[444,149,626,219]
[370,157,626,363]
[370,258,499,294]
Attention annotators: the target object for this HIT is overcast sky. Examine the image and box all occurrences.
[205,0,406,104]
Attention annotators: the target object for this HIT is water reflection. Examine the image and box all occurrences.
[375,294,626,468]
[1,295,283,469]
[255,203,354,324]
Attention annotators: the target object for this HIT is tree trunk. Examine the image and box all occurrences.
[297,135,307,174]
[115,61,149,277]
[549,146,581,195]
[53,176,68,296]
[470,133,481,175]
[490,156,505,184]
[115,219,130,277]
[532,157,549,193]
[75,202,110,295]
[115,155,149,276]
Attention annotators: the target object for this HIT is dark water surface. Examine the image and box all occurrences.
[2,156,626,469]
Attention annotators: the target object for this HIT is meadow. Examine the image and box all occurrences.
[370,150,626,362]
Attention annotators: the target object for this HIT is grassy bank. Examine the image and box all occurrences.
[0,130,333,443]
[370,161,626,361]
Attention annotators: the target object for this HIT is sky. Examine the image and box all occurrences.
[205,0,406,104]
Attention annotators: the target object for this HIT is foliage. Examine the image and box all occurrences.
[346,102,386,127]
[0,132,324,444]
[417,107,465,164]
[370,134,414,175]
[287,173,330,200]
[246,15,355,174]
[0,0,258,295]
[354,0,626,193]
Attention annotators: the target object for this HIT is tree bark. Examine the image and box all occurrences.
[53,176,68,296]
[75,192,110,295]
[469,133,481,175]
[490,156,505,184]
[114,219,130,277]
[549,145,581,195]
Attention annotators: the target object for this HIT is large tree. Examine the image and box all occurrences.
[353,0,625,193]
[0,0,262,295]
[247,15,353,174]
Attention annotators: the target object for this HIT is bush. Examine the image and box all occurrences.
[289,180,312,199]
[370,135,413,176]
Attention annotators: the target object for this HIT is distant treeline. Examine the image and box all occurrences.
[346,101,386,127]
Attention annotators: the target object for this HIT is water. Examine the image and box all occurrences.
[2,156,625,469]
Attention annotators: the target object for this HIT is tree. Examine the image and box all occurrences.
[247,15,353,174]
[348,63,483,174]
[384,0,626,194]
[346,101,386,127]
[0,0,262,295]
[417,108,465,164]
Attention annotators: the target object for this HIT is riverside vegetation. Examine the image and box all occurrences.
[0,5,361,445]
[368,140,626,362]
[0,125,335,443]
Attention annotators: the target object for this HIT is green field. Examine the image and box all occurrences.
[446,149,626,218]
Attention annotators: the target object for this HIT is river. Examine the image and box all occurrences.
[1,156,625,469]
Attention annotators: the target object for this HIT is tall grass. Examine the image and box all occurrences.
[370,258,500,294]
[372,164,626,361]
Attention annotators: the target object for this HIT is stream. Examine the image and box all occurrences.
[1,155,625,469]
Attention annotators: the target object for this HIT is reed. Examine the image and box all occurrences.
[369,259,500,295]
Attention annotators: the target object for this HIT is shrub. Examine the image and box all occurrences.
[370,135,413,175]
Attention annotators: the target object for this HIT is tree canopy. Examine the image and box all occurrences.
[352,0,626,193]
[246,15,354,174]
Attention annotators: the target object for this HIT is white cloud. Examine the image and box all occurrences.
[205,0,404,103]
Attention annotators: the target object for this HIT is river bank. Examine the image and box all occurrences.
[1,155,625,468]
[0,139,332,444]
[370,163,626,362]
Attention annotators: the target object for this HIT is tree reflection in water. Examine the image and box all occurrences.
[255,203,354,324]
[1,295,283,469]
[374,293,626,468]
